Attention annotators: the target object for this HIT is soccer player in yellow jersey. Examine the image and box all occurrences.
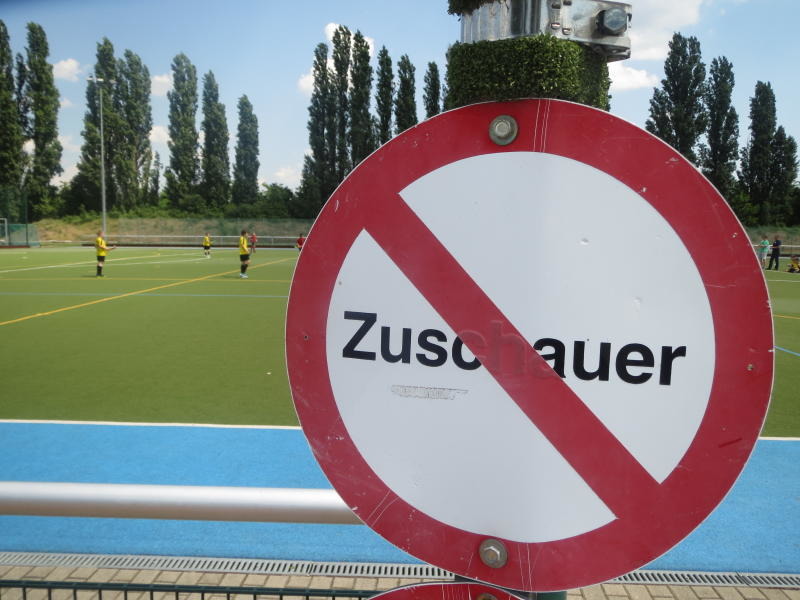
[94,230,115,277]
[202,232,212,258]
[238,229,250,279]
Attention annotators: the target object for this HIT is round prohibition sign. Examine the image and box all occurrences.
[286,100,773,592]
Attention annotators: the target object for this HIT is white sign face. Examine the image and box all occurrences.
[326,152,714,543]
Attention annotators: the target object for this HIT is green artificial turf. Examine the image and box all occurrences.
[0,246,798,437]
[763,270,800,437]
[0,246,299,426]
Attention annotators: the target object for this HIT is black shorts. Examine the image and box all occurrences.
[240,254,250,262]
[97,255,106,263]
[203,245,210,250]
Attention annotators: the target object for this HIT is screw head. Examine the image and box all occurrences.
[489,115,518,146]
[479,538,508,568]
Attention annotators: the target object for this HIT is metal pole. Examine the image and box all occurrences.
[23,186,28,247]
[0,481,361,524]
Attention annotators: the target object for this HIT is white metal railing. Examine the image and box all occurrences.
[0,482,361,524]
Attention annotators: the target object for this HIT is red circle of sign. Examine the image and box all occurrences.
[286,100,773,592]
[370,582,526,600]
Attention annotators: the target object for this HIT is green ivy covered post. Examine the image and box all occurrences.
[445,0,632,111]
[444,4,631,599]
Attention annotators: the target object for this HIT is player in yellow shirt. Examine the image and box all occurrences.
[238,229,250,279]
[202,232,212,258]
[95,230,115,277]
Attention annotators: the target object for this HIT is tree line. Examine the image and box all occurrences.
[5,21,793,228]
[0,20,443,224]
[292,25,443,218]
[0,20,279,221]
[646,32,799,226]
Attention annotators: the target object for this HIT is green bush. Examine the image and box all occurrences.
[447,0,494,14]
[446,35,610,110]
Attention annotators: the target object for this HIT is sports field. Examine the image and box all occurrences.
[0,246,299,426]
[0,245,798,436]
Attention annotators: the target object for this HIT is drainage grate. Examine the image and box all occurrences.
[0,552,452,579]
[611,569,800,589]
[1,552,798,589]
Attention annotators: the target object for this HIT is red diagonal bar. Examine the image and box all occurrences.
[365,192,662,517]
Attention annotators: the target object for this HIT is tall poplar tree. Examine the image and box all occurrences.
[331,26,351,181]
[232,95,259,205]
[70,39,120,213]
[0,20,24,219]
[423,62,441,119]
[374,46,394,145]
[739,82,777,224]
[349,31,374,168]
[297,43,333,216]
[116,49,153,210]
[700,57,738,202]
[23,22,62,219]
[645,33,707,164]
[768,127,799,225]
[165,53,199,211]
[200,71,230,209]
[394,54,417,135]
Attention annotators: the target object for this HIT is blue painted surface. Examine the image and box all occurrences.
[0,423,797,572]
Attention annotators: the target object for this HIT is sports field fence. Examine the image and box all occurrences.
[0,219,39,247]
[63,218,314,248]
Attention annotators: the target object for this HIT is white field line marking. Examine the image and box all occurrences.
[0,419,793,440]
[775,346,800,358]
[98,257,209,268]
[0,419,300,430]
[0,251,199,274]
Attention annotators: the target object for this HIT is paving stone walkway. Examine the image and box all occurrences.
[1,564,798,600]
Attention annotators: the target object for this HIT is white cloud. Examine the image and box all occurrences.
[23,139,34,155]
[273,165,301,189]
[52,162,78,186]
[149,125,170,144]
[324,22,339,43]
[151,73,173,97]
[628,0,704,61]
[58,135,81,153]
[364,35,376,58]
[297,70,314,97]
[60,97,74,108]
[53,58,82,81]
[609,62,660,91]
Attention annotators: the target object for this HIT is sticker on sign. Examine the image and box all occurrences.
[286,99,773,592]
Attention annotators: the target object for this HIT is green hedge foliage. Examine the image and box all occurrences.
[447,0,494,14]
[445,35,611,110]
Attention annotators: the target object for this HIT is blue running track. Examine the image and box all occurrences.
[0,423,797,573]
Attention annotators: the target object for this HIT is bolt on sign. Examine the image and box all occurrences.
[286,99,773,592]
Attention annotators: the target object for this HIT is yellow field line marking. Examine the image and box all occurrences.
[0,277,293,282]
[0,257,293,328]
[774,314,800,320]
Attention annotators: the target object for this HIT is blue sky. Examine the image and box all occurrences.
[1,0,797,191]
